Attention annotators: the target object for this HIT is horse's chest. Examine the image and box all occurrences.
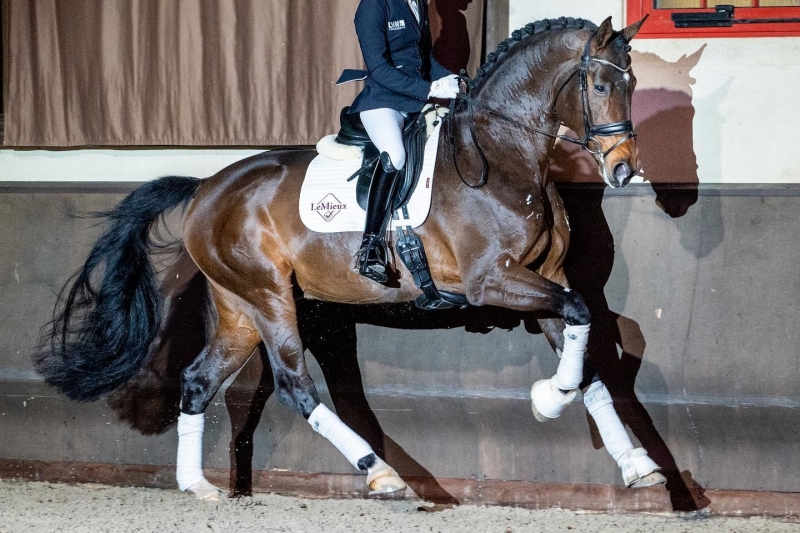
[517,197,563,265]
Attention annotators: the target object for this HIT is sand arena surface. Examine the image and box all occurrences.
[1,480,799,533]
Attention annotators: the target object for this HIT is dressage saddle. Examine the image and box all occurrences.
[334,107,469,311]
[336,107,424,213]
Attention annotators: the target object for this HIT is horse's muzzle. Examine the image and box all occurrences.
[613,161,635,187]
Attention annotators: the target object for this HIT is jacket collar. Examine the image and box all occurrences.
[403,0,424,34]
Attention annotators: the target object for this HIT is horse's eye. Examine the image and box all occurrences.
[593,84,607,95]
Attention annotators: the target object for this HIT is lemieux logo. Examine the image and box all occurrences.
[388,19,406,31]
[310,193,347,222]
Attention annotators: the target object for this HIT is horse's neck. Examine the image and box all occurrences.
[448,92,560,193]
[456,36,578,191]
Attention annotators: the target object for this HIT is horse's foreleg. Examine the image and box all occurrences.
[465,260,590,420]
[178,290,261,501]
[582,379,665,487]
[538,315,664,487]
[251,292,406,496]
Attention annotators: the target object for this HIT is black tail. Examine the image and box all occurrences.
[33,176,202,402]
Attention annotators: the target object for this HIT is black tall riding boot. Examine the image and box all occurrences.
[357,153,402,284]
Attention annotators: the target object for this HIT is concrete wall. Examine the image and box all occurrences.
[1,182,799,510]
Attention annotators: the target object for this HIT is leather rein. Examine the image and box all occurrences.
[447,31,636,188]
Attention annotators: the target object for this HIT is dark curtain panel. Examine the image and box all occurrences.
[2,0,484,148]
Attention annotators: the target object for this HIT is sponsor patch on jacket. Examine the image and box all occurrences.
[388,19,406,31]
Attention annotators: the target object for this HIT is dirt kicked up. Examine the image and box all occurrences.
[1,480,799,533]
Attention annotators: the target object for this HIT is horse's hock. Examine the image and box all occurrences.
[1,181,800,516]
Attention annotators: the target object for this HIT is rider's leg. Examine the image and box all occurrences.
[356,109,407,284]
[360,108,406,169]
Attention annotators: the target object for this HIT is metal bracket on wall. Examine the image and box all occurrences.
[672,4,800,28]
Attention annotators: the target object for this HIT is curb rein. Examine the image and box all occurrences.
[446,30,636,188]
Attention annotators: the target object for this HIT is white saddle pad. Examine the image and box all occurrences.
[299,122,442,233]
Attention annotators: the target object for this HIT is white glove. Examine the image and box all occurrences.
[428,74,459,99]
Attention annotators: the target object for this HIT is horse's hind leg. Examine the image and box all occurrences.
[177,287,261,500]
[537,318,665,488]
[248,287,406,495]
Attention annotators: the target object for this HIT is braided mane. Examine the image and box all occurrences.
[471,17,599,86]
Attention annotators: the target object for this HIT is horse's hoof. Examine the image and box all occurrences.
[530,378,577,422]
[628,471,667,488]
[367,458,407,496]
[186,479,223,501]
[619,447,665,488]
[368,475,407,496]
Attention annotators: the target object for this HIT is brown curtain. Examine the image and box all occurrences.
[2,0,484,148]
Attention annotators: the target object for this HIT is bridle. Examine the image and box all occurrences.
[447,29,636,188]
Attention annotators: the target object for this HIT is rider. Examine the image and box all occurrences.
[344,0,460,284]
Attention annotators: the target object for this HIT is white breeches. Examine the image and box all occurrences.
[360,108,407,169]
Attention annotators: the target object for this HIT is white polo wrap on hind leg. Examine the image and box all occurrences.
[176,412,206,491]
[554,323,590,390]
[308,404,373,469]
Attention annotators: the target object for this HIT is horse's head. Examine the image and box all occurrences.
[554,17,647,188]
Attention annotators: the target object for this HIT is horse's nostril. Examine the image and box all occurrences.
[613,162,632,184]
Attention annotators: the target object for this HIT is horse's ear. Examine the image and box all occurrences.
[620,15,649,43]
[593,17,616,51]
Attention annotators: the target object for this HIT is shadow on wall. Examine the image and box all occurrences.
[430,0,474,74]
[108,44,721,512]
[547,44,715,511]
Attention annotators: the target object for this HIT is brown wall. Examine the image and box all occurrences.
[1,182,799,508]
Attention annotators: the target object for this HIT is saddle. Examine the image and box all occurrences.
[336,107,427,213]
[334,107,469,312]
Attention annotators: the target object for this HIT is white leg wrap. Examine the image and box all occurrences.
[583,381,633,463]
[530,377,578,420]
[617,448,662,487]
[308,404,374,470]
[584,382,663,487]
[554,323,590,390]
[176,412,206,491]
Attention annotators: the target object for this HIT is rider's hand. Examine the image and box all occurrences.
[428,74,460,99]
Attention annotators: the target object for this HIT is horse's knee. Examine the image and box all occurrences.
[562,290,591,326]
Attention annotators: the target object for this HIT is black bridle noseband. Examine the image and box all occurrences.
[447,30,636,188]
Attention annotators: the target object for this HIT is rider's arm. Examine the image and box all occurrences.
[354,0,431,101]
[430,54,454,81]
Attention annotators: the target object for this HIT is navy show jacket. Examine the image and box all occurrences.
[343,0,453,114]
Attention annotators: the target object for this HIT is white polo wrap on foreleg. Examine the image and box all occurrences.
[308,404,374,470]
[554,323,590,390]
[583,381,633,463]
[583,381,662,487]
[176,412,206,491]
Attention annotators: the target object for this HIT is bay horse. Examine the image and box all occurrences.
[35,16,664,501]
